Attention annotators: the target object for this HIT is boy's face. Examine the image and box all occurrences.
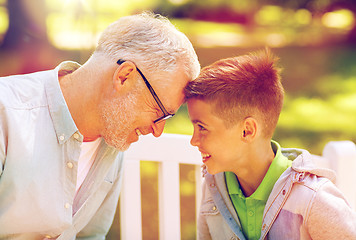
[187,98,247,175]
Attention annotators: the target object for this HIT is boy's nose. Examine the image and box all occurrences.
[190,131,199,147]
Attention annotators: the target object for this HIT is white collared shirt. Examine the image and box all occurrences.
[0,62,124,239]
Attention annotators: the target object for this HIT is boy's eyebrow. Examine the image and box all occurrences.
[192,119,207,125]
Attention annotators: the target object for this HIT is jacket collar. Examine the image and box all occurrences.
[284,148,336,183]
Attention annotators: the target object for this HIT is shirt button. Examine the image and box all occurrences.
[248,210,254,216]
[67,162,73,169]
[212,206,217,211]
[73,133,79,139]
[65,203,71,209]
[59,135,65,141]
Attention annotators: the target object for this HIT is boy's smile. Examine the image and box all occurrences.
[201,152,211,163]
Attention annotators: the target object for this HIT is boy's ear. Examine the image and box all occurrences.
[113,61,136,91]
[242,117,257,141]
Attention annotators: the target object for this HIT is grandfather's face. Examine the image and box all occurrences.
[100,66,190,151]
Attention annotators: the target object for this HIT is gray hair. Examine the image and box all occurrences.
[94,11,200,82]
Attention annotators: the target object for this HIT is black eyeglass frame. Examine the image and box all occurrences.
[117,59,174,123]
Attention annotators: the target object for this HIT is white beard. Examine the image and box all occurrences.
[99,92,138,151]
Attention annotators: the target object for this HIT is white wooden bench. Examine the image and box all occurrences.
[119,133,356,240]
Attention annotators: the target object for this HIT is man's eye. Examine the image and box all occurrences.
[155,109,163,118]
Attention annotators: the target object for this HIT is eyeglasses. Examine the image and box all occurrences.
[117,59,175,123]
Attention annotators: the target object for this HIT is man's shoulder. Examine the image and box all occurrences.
[0,70,55,110]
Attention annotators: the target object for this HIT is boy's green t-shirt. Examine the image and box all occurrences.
[225,140,292,240]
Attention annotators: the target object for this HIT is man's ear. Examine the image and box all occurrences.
[242,117,257,142]
[113,61,136,92]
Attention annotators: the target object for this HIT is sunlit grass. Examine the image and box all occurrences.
[46,0,159,12]
[255,5,284,25]
[45,0,159,49]
[172,19,248,47]
[322,9,355,30]
[164,105,193,135]
[294,9,312,25]
[255,5,313,27]
[172,19,244,35]
[38,2,356,50]
[279,95,356,133]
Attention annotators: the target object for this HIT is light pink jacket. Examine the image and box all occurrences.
[198,147,356,240]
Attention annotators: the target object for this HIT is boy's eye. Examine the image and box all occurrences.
[198,124,206,131]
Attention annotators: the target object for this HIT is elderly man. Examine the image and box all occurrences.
[0,12,200,239]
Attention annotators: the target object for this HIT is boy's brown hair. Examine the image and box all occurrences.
[184,48,284,138]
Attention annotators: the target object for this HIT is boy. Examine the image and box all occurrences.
[184,49,356,240]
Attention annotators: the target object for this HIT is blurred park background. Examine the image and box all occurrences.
[0,0,355,239]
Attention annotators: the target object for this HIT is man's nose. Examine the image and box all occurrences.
[151,120,166,137]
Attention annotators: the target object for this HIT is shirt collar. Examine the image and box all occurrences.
[225,171,244,198]
[226,140,292,201]
[45,61,82,144]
